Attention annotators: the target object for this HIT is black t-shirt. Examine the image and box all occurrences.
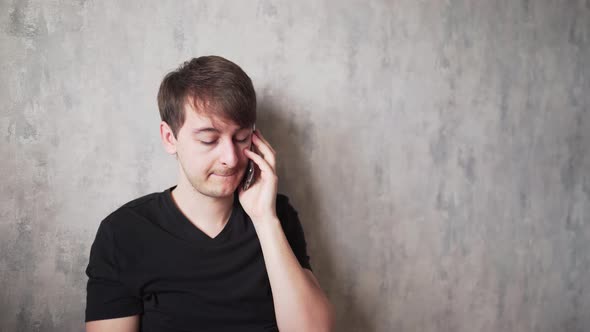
[85,186,311,331]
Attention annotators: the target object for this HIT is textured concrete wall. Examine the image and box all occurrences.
[1,0,589,331]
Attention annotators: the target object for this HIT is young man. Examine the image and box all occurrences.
[85,56,334,332]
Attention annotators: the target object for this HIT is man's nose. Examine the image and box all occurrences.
[219,139,239,168]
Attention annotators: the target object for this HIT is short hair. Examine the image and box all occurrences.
[157,55,257,138]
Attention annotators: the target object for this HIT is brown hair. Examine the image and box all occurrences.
[157,55,257,138]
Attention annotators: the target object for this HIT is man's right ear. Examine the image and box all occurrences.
[160,121,178,155]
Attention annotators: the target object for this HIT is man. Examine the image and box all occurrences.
[85,56,334,331]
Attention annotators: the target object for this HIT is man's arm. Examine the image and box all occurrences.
[239,129,334,331]
[85,216,143,331]
[254,217,335,332]
[86,315,140,332]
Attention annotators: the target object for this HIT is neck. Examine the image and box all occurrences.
[171,176,234,230]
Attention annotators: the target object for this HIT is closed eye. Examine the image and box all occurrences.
[200,137,249,146]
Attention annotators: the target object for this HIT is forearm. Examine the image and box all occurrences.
[254,217,334,332]
[86,316,139,332]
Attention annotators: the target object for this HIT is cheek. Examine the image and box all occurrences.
[177,145,212,171]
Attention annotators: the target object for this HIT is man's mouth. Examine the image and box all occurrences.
[213,172,236,177]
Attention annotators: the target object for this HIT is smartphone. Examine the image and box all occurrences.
[241,123,256,191]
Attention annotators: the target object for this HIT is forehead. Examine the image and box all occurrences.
[182,101,247,133]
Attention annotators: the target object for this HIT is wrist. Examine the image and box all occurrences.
[251,215,280,232]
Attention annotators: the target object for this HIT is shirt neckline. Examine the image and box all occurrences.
[161,185,239,246]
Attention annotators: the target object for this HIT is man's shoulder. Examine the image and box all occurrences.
[275,193,301,224]
[120,190,162,210]
[275,192,293,211]
[100,189,166,228]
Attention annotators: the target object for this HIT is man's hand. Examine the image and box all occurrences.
[238,129,279,223]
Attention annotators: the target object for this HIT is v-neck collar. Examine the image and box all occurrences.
[161,185,239,246]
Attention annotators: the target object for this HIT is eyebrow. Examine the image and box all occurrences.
[192,127,250,135]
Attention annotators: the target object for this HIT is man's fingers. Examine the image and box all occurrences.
[252,133,276,171]
[254,129,276,154]
[244,148,274,176]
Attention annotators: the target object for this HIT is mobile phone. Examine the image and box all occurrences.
[241,124,256,191]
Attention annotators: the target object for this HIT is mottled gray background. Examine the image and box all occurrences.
[1,0,589,331]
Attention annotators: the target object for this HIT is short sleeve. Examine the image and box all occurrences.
[277,194,312,271]
[85,216,143,322]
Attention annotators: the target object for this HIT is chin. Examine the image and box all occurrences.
[202,182,239,198]
[188,172,242,198]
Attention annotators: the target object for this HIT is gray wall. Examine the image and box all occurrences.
[1,0,589,331]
